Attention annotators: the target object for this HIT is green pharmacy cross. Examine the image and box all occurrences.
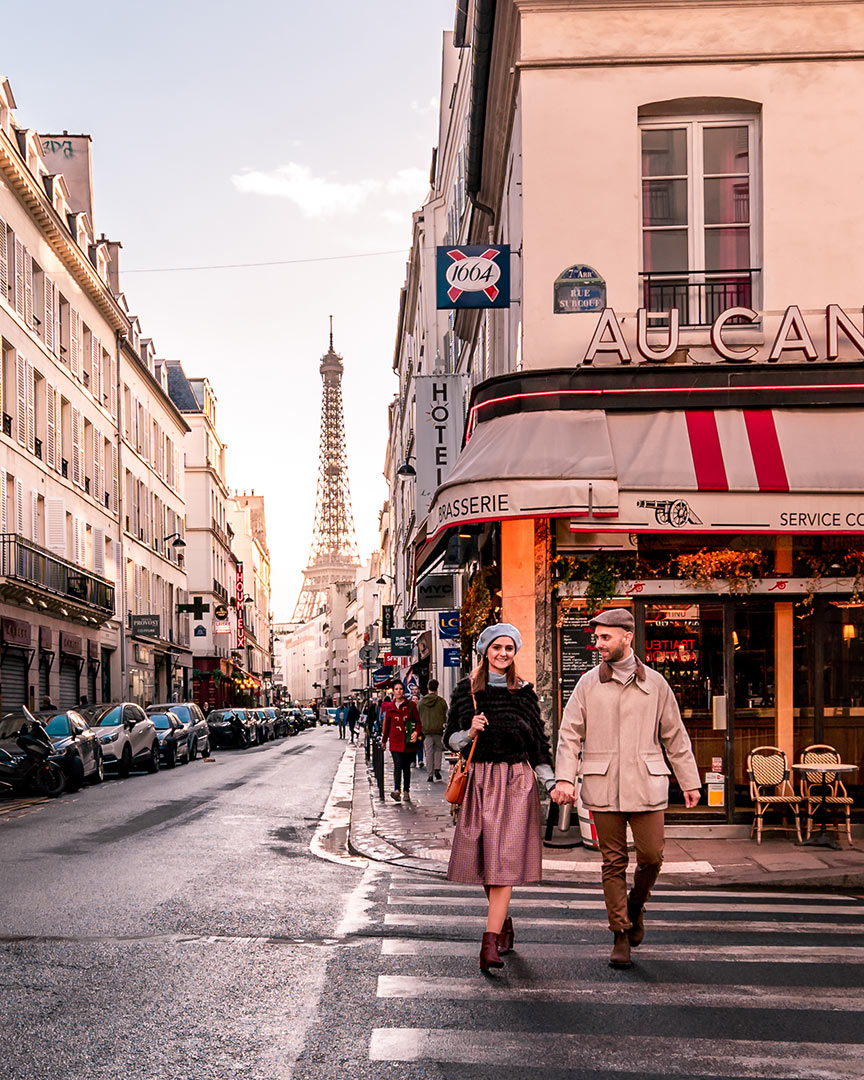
[177,597,211,621]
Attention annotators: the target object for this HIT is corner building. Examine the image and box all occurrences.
[412,0,864,824]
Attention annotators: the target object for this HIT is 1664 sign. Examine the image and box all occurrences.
[436,245,510,309]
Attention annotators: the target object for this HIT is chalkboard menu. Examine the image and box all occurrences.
[559,610,600,703]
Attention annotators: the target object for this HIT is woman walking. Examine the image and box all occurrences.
[445,623,555,972]
[380,682,423,802]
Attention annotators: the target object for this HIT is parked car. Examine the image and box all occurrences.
[302,708,317,727]
[206,708,254,749]
[267,707,290,738]
[80,703,159,777]
[41,709,104,789]
[325,708,338,725]
[148,702,210,759]
[150,710,190,767]
[247,708,272,743]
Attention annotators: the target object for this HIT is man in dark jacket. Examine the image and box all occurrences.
[418,679,448,781]
[346,701,360,744]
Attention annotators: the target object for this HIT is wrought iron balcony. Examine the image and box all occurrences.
[0,533,115,619]
[639,269,760,329]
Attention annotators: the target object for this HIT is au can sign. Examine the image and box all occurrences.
[437,245,510,309]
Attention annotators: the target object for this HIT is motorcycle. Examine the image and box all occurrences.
[230,713,251,749]
[0,707,66,797]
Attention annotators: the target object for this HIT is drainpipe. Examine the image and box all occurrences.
[115,331,128,699]
[466,0,497,228]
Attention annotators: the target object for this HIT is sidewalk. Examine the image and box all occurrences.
[348,745,864,889]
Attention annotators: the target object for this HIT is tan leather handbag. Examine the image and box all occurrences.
[444,694,480,805]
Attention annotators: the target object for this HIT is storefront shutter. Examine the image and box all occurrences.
[1,650,29,711]
[58,659,79,709]
[45,497,66,557]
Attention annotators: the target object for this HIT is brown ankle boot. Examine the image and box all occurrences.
[609,930,633,969]
[480,931,505,971]
[497,917,514,955]
[627,894,645,947]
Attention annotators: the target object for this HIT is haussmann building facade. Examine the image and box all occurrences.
[407,0,864,825]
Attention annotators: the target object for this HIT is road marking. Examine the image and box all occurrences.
[368,1028,864,1076]
[309,744,366,868]
[383,911,863,934]
[386,881,854,903]
[375,974,864,1010]
[380,938,864,962]
[385,895,863,916]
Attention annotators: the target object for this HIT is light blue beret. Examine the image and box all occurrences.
[475,623,522,657]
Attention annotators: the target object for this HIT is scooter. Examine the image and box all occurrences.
[0,707,66,797]
[229,714,251,749]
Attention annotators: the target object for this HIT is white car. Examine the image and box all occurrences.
[81,703,159,777]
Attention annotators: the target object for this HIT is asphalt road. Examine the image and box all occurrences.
[3,732,863,1080]
[0,724,361,1080]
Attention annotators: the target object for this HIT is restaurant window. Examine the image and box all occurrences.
[822,603,864,778]
[640,112,760,327]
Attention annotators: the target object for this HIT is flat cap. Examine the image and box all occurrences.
[589,608,634,632]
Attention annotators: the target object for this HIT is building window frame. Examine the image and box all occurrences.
[639,112,761,329]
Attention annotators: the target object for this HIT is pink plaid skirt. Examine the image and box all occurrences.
[447,760,542,885]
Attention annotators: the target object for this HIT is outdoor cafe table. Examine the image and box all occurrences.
[791,762,856,850]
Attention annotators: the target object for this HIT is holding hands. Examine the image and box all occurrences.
[551,780,576,805]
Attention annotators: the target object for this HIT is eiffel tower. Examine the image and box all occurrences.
[292,320,360,623]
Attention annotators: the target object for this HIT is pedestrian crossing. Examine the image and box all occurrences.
[368,870,864,1078]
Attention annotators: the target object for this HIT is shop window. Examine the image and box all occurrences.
[822,603,864,781]
[640,111,760,327]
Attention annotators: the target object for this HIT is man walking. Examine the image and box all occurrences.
[552,609,701,969]
[337,704,347,740]
[418,679,447,782]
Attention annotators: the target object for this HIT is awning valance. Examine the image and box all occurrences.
[427,410,618,538]
[427,405,864,537]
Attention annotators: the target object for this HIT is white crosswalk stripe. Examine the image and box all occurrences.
[370,870,864,1078]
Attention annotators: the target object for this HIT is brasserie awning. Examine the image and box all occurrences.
[426,406,864,538]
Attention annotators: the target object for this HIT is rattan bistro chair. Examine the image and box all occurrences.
[747,746,803,844]
[800,744,854,845]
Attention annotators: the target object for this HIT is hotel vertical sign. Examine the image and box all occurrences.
[236,564,245,648]
[415,374,466,516]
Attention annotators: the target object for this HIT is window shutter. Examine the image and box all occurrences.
[52,283,60,355]
[31,491,38,542]
[134,564,141,614]
[93,428,102,505]
[45,498,65,556]
[45,382,56,470]
[93,526,105,576]
[71,515,80,565]
[14,238,24,317]
[173,447,180,493]
[108,356,117,416]
[24,252,33,329]
[0,469,7,534]
[104,535,113,581]
[110,442,118,514]
[70,308,81,377]
[25,361,35,454]
[14,477,23,536]
[0,219,7,302]
[44,277,55,352]
[15,353,26,447]
[71,406,83,486]
[91,336,101,404]
[54,391,62,474]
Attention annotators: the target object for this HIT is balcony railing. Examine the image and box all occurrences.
[639,269,760,329]
[213,579,228,602]
[0,533,115,615]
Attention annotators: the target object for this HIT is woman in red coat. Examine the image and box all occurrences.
[380,681,422,802]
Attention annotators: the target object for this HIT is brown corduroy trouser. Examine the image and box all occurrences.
[592,810,665,931]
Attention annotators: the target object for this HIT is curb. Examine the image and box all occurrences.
[347,748,864,891]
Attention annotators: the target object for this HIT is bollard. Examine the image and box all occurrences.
[373,738,385,800]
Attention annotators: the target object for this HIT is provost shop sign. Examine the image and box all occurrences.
[437,245,510,309]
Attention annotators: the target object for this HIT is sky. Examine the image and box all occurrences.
[3,0,453,616]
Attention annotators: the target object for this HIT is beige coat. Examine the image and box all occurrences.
[556,657,701,813]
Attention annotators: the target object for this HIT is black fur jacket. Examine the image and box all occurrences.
[444,677,552,767]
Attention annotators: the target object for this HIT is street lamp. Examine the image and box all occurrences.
[397,457,416,477]
[163,532,186,548]
[376,573,394,585]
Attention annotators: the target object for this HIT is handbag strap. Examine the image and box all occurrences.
[464,692,480,766]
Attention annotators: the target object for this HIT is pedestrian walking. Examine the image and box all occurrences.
[337,704,347,739]
[444,623,555,973]
[380,682,422,802]
[409,687,425,769]
[552,608,701,970]
[346,700,360,744]
[418,679,447,781]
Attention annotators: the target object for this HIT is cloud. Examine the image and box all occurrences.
[411,97,439,116]
[231,163,379,218]
[232,161,429,219]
